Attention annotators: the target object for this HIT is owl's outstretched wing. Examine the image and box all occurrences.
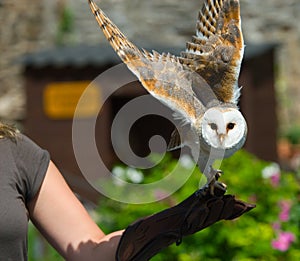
[88,0,207,126]
[180,0,244,104]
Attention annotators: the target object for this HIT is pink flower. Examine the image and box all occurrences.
[272,222,281,231]
[248,194,258,203]
[270,173,280,187]
[279,200,291,222]
[272,231,296,252]
[261,163,281,187]
[153,189,169,201]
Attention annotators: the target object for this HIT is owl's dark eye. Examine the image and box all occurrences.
[227,123,235,130]
[209,123,218,131]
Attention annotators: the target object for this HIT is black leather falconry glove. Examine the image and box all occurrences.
[116,186,255,261]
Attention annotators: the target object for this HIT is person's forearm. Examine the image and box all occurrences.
[94,231,123,261]
[66,230,124,261]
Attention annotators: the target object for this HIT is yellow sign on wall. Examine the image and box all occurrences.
[44,81,101,119]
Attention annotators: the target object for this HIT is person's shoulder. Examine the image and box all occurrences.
[15,133,34,145]
[5,133,46,156]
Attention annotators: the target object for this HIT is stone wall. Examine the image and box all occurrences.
[240,0,300,133]
[0,0,57,120]
[1,0,300,131]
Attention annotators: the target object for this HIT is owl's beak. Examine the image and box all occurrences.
[218,134,226,146]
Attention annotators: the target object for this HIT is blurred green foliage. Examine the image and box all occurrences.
[284,125,300,145]
[56,7,75,46]
[28,222,63,261]
[95,150,300,261]
[28,150,300,260]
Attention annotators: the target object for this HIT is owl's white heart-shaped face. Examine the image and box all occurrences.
[201,107,247,151]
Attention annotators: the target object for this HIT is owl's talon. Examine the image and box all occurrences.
[207,169,226,196]
[208,181,227,196]
[215,181,227,191]
[215,170,223,181]
[214,181,227,197]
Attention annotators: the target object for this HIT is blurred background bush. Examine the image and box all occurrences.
[28,150,300,260]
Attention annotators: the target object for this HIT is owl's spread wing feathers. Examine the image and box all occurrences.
[88,0,206,125]
[180,0,244,104]
[89,0,247,190]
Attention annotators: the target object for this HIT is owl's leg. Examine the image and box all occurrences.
[198,156,226,195]
[207,168,227,196]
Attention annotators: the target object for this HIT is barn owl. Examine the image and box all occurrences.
[88,0,247,194]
